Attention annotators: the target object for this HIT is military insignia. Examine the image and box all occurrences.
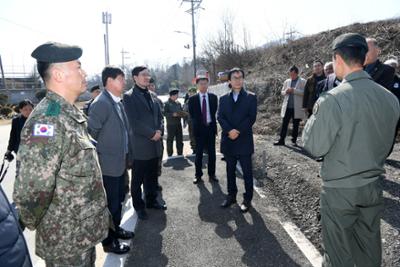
[313,103,319,115]
[33,124,54,137]
[45,101,61,116]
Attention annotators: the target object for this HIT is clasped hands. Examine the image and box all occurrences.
[228,129,240,140]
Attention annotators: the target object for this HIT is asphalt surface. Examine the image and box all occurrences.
[124,155,312,267]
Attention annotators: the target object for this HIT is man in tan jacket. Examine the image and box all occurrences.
[274,65,306,146]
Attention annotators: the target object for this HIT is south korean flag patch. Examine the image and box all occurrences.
[33,123,55,137]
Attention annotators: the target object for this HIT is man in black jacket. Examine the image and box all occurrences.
[218,68,257,213]
[302,60,326,117]
[364,38,395,89]
[123,66,166,220]
[188,74,218,184]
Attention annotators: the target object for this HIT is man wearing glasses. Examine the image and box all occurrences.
[218,68,257,213]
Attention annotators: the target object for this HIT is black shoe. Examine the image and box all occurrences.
[221,157,225,161]
[315,157,324,162]
[103,240,130,254]
[115,228,135,240]
[146,201,167,210]
[273,140,285,146]
[156,184,163,191]
[209,175,218,183]
[240,201,251,213]
[193,176,202,184]
[137,209,148,220]
[221,197,237,208]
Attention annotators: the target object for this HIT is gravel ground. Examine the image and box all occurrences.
[252,135,400,267]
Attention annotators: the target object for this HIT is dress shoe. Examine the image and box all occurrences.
[137,209,148,220]
[103,240,130,254]
[240,201,251,213]
[273,140,285,146]
[221,197,237,208]
[146,202,167,210]
[209,175,218,183]
[115,228,135,240]
[315,157,324,162]
[193,176,202,184]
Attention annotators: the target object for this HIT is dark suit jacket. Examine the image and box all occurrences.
[88,90,131,177]
[218,89,257,156]
[366,60,395,89]
[7,115,26,153]
[188,92,218,136]
[123,86,163,160]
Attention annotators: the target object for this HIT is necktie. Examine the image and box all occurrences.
[202,95,207,125]
[117,101,129,154]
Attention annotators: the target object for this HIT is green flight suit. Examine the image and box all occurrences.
[302,70,400,267]
[164,98,184,156]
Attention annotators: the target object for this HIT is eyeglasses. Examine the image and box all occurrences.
[231,76,244,81]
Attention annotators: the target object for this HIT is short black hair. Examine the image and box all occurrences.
[37,61,52,83]
[334,46,367,67]
[289,65,299,74]
[228,67,245,80]
[102,66,124,87]
[17,99,34,112]
[90,85,100,92]
[131,66,148,77]
[313,60,324,66]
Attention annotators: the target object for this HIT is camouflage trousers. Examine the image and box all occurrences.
[45,247,96,267]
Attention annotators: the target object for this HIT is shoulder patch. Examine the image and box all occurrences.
[33,124,55,137]
[45,101,61,116]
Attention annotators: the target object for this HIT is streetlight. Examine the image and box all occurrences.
[102,12,111,65]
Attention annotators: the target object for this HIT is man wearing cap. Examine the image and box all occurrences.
[302,33,400,266]
[123,66,166,221]
[188,74,218,184]
[13,42,110,266]
[83,84,101,116]
[184,86,197,154]
[164,88,185,157]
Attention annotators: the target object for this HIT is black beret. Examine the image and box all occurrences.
[332,33,368,51]
[131,66,148,76]
[31,42,82,63]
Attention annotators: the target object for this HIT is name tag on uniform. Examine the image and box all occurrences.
[33,124,55,137]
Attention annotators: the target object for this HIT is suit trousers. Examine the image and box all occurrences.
[225,154,253,202]
[194,125,216,178]
[320,180,383,267]
[279,107,300,142]
[101,174,125,246]
[131,158,159,211]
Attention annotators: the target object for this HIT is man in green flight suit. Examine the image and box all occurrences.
[13,42,110,266]
[302,33,400,267]
[164,88,187,157]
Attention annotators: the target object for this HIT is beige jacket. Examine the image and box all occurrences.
[280,77,307,119]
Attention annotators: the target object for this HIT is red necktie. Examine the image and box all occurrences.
[202,95,207,125]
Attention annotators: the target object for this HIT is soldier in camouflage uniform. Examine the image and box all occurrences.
[13,42,110,267]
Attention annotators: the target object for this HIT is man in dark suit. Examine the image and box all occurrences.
[218,68,257,213]
[364,38,395,89]
[88,66,133,254]
[188,74,218,184]
[123,66,166,221]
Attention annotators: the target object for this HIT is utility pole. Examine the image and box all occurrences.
[102,12,112,65]
[0,55,5,89]
[121,49,130,73]
[181,0,202,78]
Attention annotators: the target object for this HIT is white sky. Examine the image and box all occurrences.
[0,0,399,77]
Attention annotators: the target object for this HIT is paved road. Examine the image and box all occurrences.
[124,155,312,267]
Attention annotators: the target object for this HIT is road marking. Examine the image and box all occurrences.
[236,162,323,267]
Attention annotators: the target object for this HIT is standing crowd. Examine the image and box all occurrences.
[0,32,399,267]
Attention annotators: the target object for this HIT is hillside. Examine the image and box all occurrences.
[244,18,400,135]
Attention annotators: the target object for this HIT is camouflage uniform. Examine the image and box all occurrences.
[13,91,110,266]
